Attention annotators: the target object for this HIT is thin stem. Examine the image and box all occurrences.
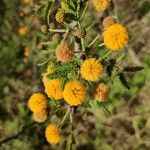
[98,43,105,47]
[59,107,70,128]
[88,34,100,48]
[79,2,89,20]
[62,28,70,41]
[101,50,112,60]
[49,29,67,33]
[81,38,85,51]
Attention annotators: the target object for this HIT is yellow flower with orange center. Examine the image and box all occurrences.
[63,81,86,106]
[28,93,48,112]
[80,58,103,81]
[45,124,62,144]
[103,23,129,50]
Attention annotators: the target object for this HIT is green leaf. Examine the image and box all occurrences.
[123,66,144,72]
[118,73,130,89]
[106,59,116,77]
[65,134,73,150]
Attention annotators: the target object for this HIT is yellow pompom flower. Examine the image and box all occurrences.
[80,58,103,81]
[61,2,68,11]
[92,0,109,12]
[63,81,86,106]
[33,110,47,123]
[94,83,109,101]
[103,23,129,50]
[18,26,28,36]
[28,93,48,112]
[45,124,62,144]
[55,11,64,23]
[44,79,63,100]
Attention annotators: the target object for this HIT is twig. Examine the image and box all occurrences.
[59,107,70,128]
[0,122,37,146]
[49,29,67,33]
[88,34,100,48]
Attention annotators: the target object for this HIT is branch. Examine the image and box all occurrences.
[0,122,37,146]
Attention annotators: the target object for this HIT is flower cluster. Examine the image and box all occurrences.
[26,0,138,147]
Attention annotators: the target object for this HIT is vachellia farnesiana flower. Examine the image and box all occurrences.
[26,0,143,147]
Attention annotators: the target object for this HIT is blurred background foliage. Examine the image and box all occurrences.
[0,0,150,149]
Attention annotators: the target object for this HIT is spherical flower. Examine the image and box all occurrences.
[94,83,109,101]
[61,2,68,11]
[18,26,28,36]
[49,22,55,29]
[55,11,64,23]
[55,42,74,63]
[24,47,31,57]
[80,58,103,81]
[52,33,61,44]
[41,25,48,33]
[74,28,86,39]
[103,16,116,28]
[33,110,47,123]
[63,81,86,106]
[45,124,62,144]
[103,23,129,50]
[28,93,48,112]
[92,0,109,12]
[23,0,32,4]
[44,79,63,100]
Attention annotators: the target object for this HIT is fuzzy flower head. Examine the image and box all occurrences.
[63,81,86,106]
[44,79,63,100]
[18,26,28,36]
[28,93,47,112]
[45,124,62,144]
[33,110,47,123]
[103,16,116,28]
[55,42,74,63]
[92,0,109,12]
[103,23,129,50]
[55,11,64,23]
[80,58,103,81]
[94,83,109,101]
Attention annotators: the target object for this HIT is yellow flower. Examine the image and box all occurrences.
[80,58,103,81]
[55,11,64,23]
[24,47,31,57]
[92,0,109,12]
[23,0,32,4]
[33,110,47,123]
[103,23,129,50]
[103,16,116,28]
[63,81,86,106]
[55,42,74,63]
[28,93,48,112]
[45,124,62,144]
[44,79,63,100]
[61,2,68,11]
[18,26,28,36]
[94,83,109,101]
